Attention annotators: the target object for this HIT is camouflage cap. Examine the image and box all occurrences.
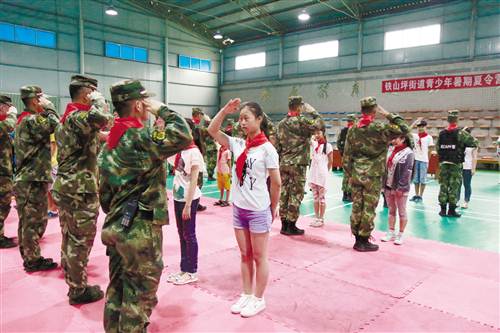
[416,120,428,127]
[288,95,303,107]
[347,114,356,121]
[110,79,154,103]
[70,74,98,89]
[447,109,459,121]
[0,95,13,105]
[192,107,203,116]
[360,96,377,108]
[20,85,43,99]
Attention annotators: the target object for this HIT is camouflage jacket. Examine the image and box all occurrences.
[343,114,409,179]
[337,126,349,155]
[53,102,112,194]
[14,106,59,182]
[435,129,478,164]
[276,110,324,166]
[98,106,192,226]
[0,106,17,177]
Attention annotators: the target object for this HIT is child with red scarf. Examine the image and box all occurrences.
[410,118,434,202]
[309,129,333,227]
[382,135,415,245]
[207,98,281,318]
[215,143,232,207]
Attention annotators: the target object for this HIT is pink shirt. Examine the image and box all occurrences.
[217,149,232,174]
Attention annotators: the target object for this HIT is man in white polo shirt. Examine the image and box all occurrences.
[410,119,434,202]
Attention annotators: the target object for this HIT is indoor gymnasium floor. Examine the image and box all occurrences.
[0,170,498,332]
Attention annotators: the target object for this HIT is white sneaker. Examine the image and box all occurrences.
[461,202,468,209]
[240,296,266,318]
[381,231,396,242]
[230,294,253,314]
[173,272,198,285]
[310,218,324,227]
[394,233,404,245]
[166,271,183,283]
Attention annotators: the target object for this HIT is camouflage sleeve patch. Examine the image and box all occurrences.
[151,129,166,144]
[36,115,47,125]
[78,112,89,121]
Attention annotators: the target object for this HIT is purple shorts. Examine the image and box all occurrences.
[233,204,272,234]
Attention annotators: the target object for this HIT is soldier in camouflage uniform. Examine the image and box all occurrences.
[343,97,409,252]
[0,95,17,248]
[15,86,59,271]
[52,75,112,304]
[276,96,324,236]
[338,114,356,202]
[192,108,217,181]
[99,80,192,333]
[436,110,477,218]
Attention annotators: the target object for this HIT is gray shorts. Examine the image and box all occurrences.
[233,204,272,234]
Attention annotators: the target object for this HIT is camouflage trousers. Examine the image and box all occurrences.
[0,176,13,237]
[205,148,217,178]
[350,175,382,237]
[279,165,307,223]
[52,191,99,293]
[438,163,462,205]
[101,217,164,333]
[341,171,351,193]
[15,181,49,263]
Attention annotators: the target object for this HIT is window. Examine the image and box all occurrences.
[105,41,148,62]
[178,55,211,72]
[299,40,339,61]
[0,21,56,48]
[235,52,265,70]
[384,24,441,50]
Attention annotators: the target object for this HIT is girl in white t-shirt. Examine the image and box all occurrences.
[309,130,333,227]
[166,119,205,285]
[207,98,281,319]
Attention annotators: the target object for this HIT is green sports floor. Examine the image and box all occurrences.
[167,170,499,253]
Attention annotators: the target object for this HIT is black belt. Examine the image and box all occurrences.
[137,210,154,220]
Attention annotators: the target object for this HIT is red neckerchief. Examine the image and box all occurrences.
[417,132,428,147]
[347,121,354,129]
[107,117,143,150]
[218,146,228,162]
[236,132,268,184]
[388,144,407,169]
[447,123,458,131]
[61,102,92,124]
[16,111,33,125]
[357,114,375,128]
[0,112,7,121]
[173,142,199,170]
[193,118,201,125]
[287,111,300,117]
[315,138,326,153]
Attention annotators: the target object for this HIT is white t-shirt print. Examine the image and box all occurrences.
[228,136,279,211]
[167,147,204,202]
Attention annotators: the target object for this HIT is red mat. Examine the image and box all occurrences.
[1,194,498,332]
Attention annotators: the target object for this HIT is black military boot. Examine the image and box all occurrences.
[69,285,104,305]
[447,204,461,218]
[342,192,348,202]
[353,236,379,252]
[24,257,58,272]
[288,221,305,236]
[0,236,16,248]
[280,220,290,235]
[439,204,447,217]
[346,193,353,203]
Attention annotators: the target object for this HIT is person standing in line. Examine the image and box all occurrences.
[308,129,333,227]
[214,140,232,207]
[457,127,478,209]
[338,114,356,202]
[410,119,434,202]
[436,110,477,217]
[381,135,415,245]
[208,98,281,318]
[0,95,17,248]
[343,97,410,252]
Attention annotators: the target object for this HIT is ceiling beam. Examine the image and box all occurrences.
[195,0,281,24]
[230,0,284,35]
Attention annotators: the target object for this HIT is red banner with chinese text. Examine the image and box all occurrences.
[381,72,500,93]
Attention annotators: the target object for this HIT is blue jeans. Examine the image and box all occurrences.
[174,199,199,274]
[458,170,472,202]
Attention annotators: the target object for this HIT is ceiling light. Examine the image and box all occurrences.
[213,31,223,40]
[222,37,234,45]
[105,5,118,16]
[298,11,310,21]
